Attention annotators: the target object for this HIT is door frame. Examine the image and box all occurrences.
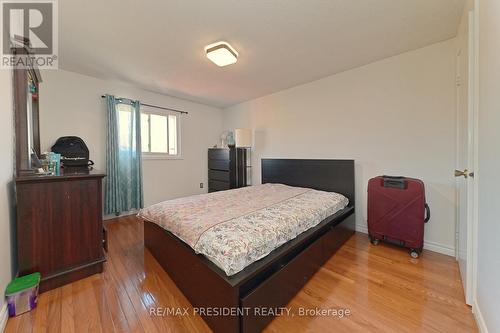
[465,9,478,306]
[470,0,480,307]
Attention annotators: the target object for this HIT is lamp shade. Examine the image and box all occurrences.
[234,128,252,148]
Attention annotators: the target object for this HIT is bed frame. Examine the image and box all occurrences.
[144,159,355,333]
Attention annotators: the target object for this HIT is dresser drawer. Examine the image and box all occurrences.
[209,170,230,182]
[209,180,230,192]
[208,159,230,171]
[208,149,230,160]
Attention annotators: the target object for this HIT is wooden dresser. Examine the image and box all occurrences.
[208,147,247,192]
[15,168,106,292]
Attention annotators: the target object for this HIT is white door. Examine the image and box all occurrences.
[455,11,476,306]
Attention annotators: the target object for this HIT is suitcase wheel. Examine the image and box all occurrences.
[369,236,380,246]
[410,249,420,259]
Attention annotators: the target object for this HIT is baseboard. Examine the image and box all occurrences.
[354,223,369,234]
[473,299,489,333]
[0,303,8,333]
[423,240,455,256]
[355,224,455,257]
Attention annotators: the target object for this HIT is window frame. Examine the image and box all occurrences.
[140,106,182,160]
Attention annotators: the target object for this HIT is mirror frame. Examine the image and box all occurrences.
[13,41,42,176]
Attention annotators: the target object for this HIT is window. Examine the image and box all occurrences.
[116,103,135,150]
[140,106,181,158]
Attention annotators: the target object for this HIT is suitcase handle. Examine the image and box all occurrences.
[382,175,407,189]
[424,203,430,223]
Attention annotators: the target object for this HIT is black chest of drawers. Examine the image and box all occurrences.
[208,147,247,192]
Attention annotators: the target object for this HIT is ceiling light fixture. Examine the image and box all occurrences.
[205,41,238,67]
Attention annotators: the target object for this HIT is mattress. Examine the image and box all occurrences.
[138,183,348,276]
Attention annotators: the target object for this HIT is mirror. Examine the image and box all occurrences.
[26,71,40,166]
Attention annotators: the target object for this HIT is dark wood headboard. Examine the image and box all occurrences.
[261,159,355,206]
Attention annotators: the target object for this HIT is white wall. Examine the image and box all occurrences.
[0,69,14,322]
[475,0,500,331]
[39,70,223,206]
[223,39,457,255]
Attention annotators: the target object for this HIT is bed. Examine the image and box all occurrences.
[142,159,355,333]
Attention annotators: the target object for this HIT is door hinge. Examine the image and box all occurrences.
[456,76,461,86]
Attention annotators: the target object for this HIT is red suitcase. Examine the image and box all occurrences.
[367,176,430,258]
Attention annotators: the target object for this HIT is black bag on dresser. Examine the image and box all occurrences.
[51,136,94,167]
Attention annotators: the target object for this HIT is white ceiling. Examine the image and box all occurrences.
[59,0,465,108]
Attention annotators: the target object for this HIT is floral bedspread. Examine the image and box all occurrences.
[138,183,348,276]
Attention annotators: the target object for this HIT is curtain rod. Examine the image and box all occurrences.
[100,95,189,115]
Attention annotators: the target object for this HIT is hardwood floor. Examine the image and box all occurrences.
[5,216,477,333]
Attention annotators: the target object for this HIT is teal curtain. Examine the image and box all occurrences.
[105,94,144,215]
